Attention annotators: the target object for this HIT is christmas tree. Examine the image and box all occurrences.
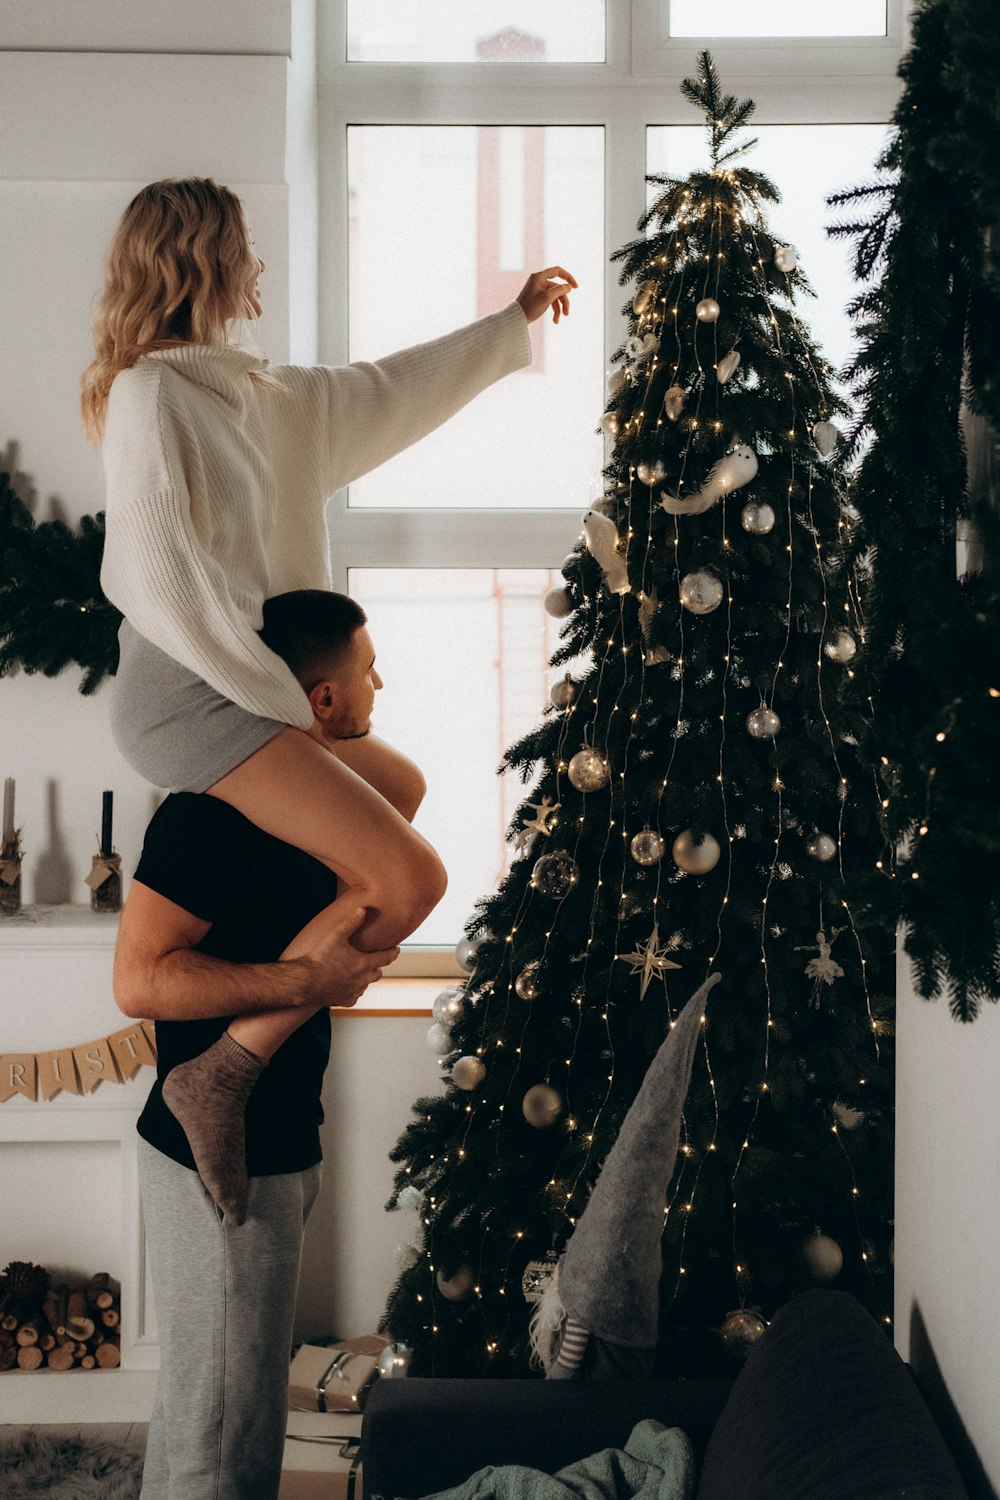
[382,54,894,1380]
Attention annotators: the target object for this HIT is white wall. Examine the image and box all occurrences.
[894,945,1000,1498]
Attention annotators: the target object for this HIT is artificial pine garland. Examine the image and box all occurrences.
[829,0,1000,1020]
[0,471,121,693]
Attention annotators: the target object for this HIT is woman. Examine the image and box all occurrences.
[83,177,576,1222]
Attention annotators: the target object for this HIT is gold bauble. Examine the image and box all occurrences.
[451,1055,486,1091]
[696,297,721,322]
[672,829,721,875]
[522,1083,563,1129]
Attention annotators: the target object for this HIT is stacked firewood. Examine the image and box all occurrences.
[0,1261,121,1371]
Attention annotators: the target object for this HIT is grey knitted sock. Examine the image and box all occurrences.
[161,1031,266,1227]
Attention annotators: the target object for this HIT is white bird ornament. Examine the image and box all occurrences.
[660,445,759,518]
[583,510,630,595]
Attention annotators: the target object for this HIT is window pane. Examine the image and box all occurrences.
[347,126,605,509]
[646,125,887,379]
[668,0,887,37]
[348,2,606,62]
[350,568,587,946]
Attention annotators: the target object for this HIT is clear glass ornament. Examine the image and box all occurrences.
[720,1308,767,1351]
[522,1082,563,1128]
[531,851,580,899]
[746,706,781,739]
[823,629,857,663]
[805,832,837,862]
[630,829,666,866]
[515,962,541,1001]
[432,985,466,1024]
[567,747,611,792]
[741,502,776,535]
[672,829,721,874]
[636,460,665,486]
[455,936,480,973]
[378,1342,413,1377]
[679,570,724,615]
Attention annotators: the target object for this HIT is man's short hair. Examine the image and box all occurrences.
[260,590,368,687]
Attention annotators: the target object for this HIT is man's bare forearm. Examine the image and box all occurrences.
[123,948,318,1022]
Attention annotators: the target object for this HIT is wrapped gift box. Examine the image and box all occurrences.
[279,1411,363,1500]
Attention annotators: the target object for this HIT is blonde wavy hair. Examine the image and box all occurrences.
[81,178,261,443]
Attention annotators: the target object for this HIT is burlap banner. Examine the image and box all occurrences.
[0,1021,157,1102]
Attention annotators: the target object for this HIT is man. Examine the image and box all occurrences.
[114,589,441,1500]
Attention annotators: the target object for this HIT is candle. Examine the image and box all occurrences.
[2,778,13,844]
[101,789,114,857]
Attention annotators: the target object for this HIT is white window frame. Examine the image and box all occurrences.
[316,0,910,979]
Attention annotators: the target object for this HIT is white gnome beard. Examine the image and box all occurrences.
[528,1272,568,1372]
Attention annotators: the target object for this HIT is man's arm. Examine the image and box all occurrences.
[114,882,397,1021]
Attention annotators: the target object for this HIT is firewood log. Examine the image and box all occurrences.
[46,1345,74,1371]
[0,1341,16,1373]
[39,1333,56,1352]
[64,1291,95,1343]
[74,1342,88,1357]
[101,1307,121,1328]
[16,1345,44,1370]
[85,1272,119,1311]
[16,1316,42,1346]
[95,1339,121,1369]
[79,1353,96,1370]
[1,1313,17,1332]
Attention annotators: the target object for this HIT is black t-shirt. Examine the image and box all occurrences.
[134,793,339,1176]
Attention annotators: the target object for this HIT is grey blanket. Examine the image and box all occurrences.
[419,1420,694,1500]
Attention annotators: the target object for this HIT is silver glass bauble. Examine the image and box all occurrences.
[741,502,776,535]
[672,829,721,875]
[531,850,580,900]
[550,673,578,710]
[823,629,857,664]
[606,366,627,401]
[805,832,837,863]
[522,1082,563,1129]
[426,1021,454,1055]
[567,746,611,792]
[432,985,466,1024]
[636,460,666,486]
[630,829,666,866]
[679,570,724,615]
[695,297,721,323]
[746,706,781,739]
[451,1055,486,1091]
[800,1232,843,1284]
[515,962,542,1001]
[600,411,619,437]
[544,586,574,618]
[436,1264,476,1301]
[774,243,798,273]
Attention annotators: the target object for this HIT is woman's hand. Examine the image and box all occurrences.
[516,267,578,325]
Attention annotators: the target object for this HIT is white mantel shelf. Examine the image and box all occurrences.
[0,904,119,948]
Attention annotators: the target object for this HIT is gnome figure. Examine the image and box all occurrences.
[529,972,721,1379]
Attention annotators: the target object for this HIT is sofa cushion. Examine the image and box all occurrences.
[695,1290,968,1500]
[362,1378,731,1500]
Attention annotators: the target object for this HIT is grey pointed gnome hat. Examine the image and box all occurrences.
[558,972,721,1349]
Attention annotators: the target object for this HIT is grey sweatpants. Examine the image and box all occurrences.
[138,1137,322,1500]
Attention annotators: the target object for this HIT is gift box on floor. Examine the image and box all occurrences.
[279,1411,363,1500]
[289,1334,389,1413]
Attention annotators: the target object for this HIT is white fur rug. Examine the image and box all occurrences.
[0,1429,143,1498]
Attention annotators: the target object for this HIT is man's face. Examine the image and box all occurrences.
[318,625,383,741]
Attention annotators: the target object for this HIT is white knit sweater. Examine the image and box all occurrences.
[100,302,532,729]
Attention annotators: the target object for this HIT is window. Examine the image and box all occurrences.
[317,0,909,971]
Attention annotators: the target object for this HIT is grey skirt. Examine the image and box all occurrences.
[111,620,285,793]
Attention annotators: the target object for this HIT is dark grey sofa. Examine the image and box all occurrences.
[362,1290,969,1499]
